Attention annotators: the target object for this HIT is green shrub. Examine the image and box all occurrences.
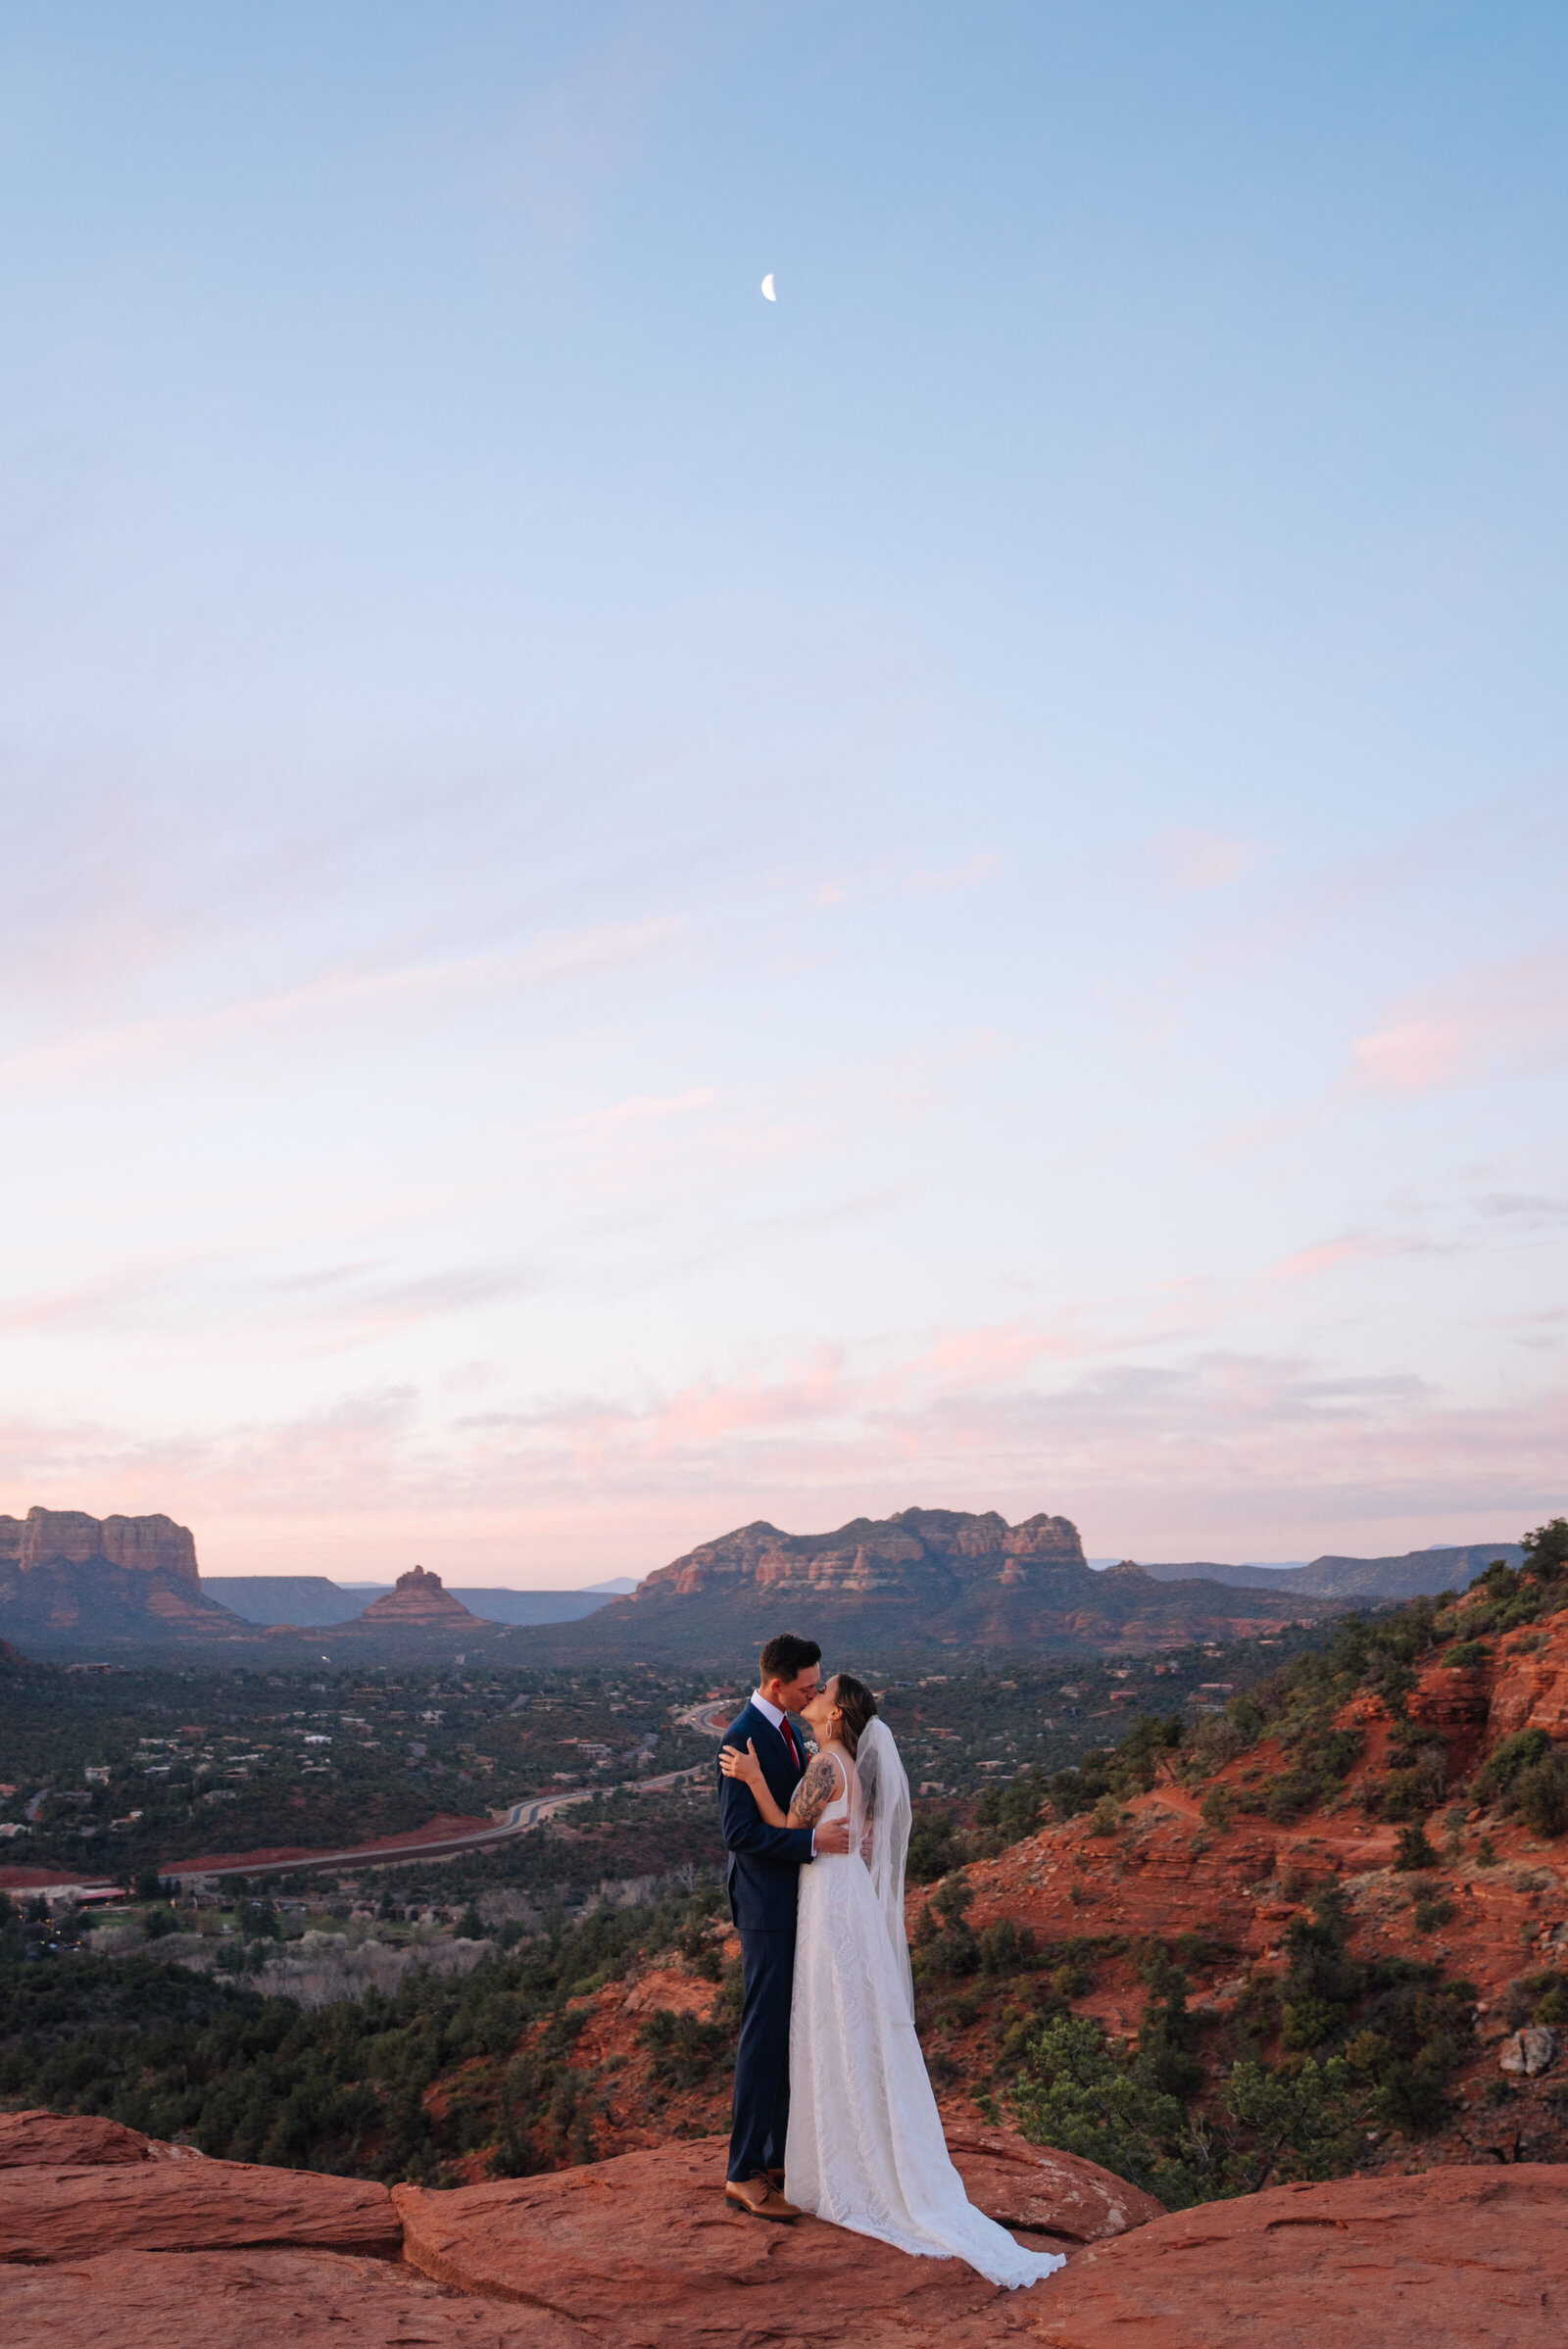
[974,1771,1047,1851]
[1282,1886,1363,2014]
[1411,1895,1453,1933]
[906,1809,969,1884]
[1441,1641,1489,1672]
[1200,1785,1234,1833]
[1049,1753,1114,1820]
[1010,2015,1198,2206]
[1281,1996,1344,2050]
[1264,1770,1318,1825]
[911,1871,979,1978]
[635,2007,730,2090]
[1514,1971,1568,2028]
[1393,1825,1439,1872]
[1474,1737,1548,1803]
[1512,1753,1568,1839]
[1011,2016,1373,2208]
[1523,1518,1568,1583]
[978,1918,1026,1976]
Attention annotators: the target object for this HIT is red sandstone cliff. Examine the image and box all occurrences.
[527,1506,1340,1660]
[0,1507,246,1647]
[0,1508,199,1586]
[358,1565,480,1626]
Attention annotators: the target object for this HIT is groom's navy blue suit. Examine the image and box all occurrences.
[718,1700,816,2185]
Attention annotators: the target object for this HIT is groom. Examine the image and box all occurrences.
[718,1631,850,2220]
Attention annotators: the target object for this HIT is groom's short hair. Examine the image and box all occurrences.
[760,1632,820,1683]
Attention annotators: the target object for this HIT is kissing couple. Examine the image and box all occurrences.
[716,1633,1064,2289]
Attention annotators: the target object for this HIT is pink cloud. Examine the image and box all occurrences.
[2,1335,1561,1584]
[0,917,681,1092]
[1349,940,1568,1095]
[1148,828,1262,895]
[1258,1230,1449,1288]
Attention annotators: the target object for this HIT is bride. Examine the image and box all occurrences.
[718,1672,1064,2290]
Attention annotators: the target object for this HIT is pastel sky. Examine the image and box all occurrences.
[2,4,1565,1586]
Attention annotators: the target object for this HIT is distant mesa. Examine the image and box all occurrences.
[204,1575,618,1629]
[1132,1544,1522,1603]
[0,1506,242,1651]
[1,1507,198,1589]
[523,1504,1352,1662]
[357,1565,479,1626]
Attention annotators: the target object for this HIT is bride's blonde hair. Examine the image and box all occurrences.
[829,1672,877,1758]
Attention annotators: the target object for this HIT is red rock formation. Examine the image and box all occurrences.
[942,2128,1161,2242]
[1406,1652,1494,1774]
[635,1509,1087,1607]
[358,1565,478,1626]
[534,1506,1338,1661]
[2,2104,1565,2346]
[1027,2165,1568,2349]
[0,2248,529,2348]
[0,2151,400,2262]
[394,2142,1018,2344]
[0,2109,180,2168]
[1,1507,200,1585]
[1489,1637,1568,1740]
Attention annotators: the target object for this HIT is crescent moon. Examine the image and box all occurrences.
[760,273,776,301]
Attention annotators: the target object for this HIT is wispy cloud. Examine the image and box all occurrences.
[1349,941,1568,1095]
[1258,1229,1455,1288]
[4,1321,1559,1580]
[0,918,681,1092]
[564,1086,718,1136]
[1472,1192,1568,1225]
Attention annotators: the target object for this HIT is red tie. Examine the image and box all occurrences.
[780,1718,801,1771]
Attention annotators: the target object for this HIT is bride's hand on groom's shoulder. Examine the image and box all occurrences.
[718,1737,764,1788]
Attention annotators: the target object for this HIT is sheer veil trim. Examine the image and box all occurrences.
[849,1718,914,2021]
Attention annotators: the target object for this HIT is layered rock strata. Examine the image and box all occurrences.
[0,1507,199,1584]
[535,1506,1341,1659]
[358,1565,480,1626]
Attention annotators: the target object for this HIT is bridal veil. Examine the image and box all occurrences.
[849,1717,914,2021]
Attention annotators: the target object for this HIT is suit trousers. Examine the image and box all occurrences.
[727,1926,795,2182]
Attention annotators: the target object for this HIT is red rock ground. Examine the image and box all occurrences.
[2,2108,1564,2347]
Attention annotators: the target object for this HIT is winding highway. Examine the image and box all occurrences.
[166,1728,728,1887]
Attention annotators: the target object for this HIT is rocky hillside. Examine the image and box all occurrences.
[895,1521,1568,2198]
[529,1508,1346,1661]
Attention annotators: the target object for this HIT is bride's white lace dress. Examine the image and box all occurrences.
[785,1725,1065,2290]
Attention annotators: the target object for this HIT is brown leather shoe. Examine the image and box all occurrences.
[724,2172,800,2222]
[767,2167,786,2189]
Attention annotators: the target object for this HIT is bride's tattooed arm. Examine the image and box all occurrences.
[788,1752,841,1830]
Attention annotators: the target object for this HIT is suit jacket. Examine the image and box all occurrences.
[718,1700,816,1933]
